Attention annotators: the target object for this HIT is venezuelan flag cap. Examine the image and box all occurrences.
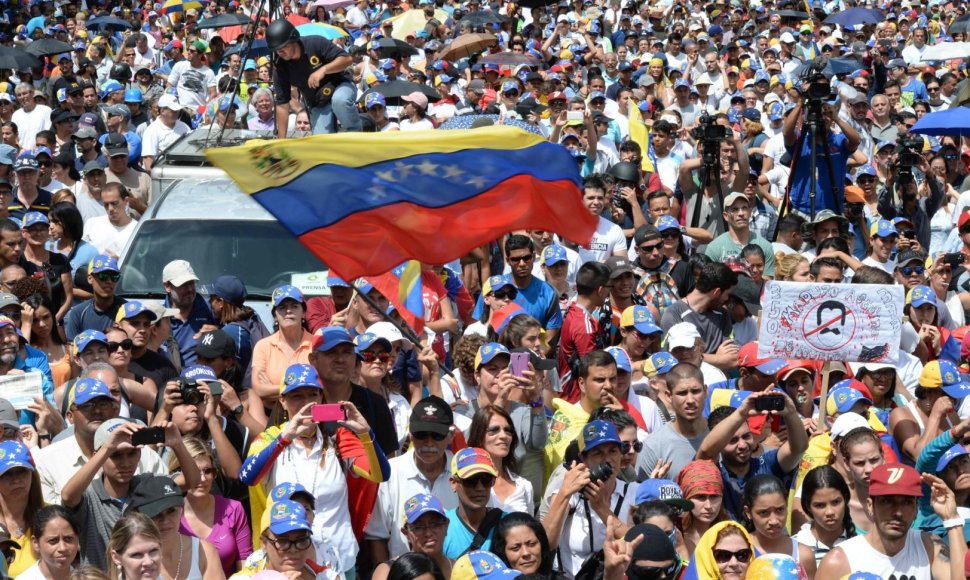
[453,550,521,580]
[578,420,621,454]
[919,360,970,399]
[475,343,510,370]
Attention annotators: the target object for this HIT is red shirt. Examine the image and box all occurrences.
[558,303,600,403]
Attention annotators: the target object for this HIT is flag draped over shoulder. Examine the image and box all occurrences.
[363,260,426,334]
[205,127,597,280]
[628,103,655,173]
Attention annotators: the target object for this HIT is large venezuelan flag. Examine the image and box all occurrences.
[205,127,597,280]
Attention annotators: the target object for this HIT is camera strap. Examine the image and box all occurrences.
[463,507,503,555]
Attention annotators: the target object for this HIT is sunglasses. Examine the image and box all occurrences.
[107,339,133,351]
[660,230,680,239]
[638,243,662,253]
[412,431,447,441]
[628,560,680,580]
[360,350,391,363]
[493,289,518,301]
[621,440,643,453]
[486,425,514,436]
[508,255,533,263]
[459,474,496,488]
[898,265,925,276]
[712,548,752,564]
[94,272,120,283]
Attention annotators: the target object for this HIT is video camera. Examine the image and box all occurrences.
[895,134,924,185]
[691,111,729,168]
[802,56,832,102]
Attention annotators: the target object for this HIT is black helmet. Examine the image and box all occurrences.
[608,161,640,184]
[266,19,300,53]
[110,63,131,83]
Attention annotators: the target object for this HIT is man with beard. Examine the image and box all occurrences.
[161,259,214,367]
[697,391,807,519]
[818,463,965,579]
[34,373,171,505]
[64,255,126,340]
[366,395,458,561]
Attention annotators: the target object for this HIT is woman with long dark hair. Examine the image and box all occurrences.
[741,475,816,578]
[46,202,98,278]
[492,512,555,576]
[22,292,70,388]
[467,405,533,513]
[20,505,78,580]
[794,465,854,567]
[20,212,72,324]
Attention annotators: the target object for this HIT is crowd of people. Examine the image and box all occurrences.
[2,0,970,578]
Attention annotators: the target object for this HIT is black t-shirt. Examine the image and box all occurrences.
[272,36,352,106]
[348,384,400,455]
[129,348,178,397]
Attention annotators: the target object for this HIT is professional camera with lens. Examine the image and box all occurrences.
[588,461,614,484]
[895,134,923,184]
[179,378,205,406]
[691,112,728,168]
[801,56,832,102]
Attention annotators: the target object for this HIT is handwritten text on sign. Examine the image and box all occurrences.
[757,282,904,363]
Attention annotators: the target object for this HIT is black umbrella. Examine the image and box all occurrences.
[950,14,970,36]
[775,10,810,20]
[459,10,506,27]
[360,80,440,105]
[0,46,42,70]
[374,38,418,58]
[195,13,253,30]
[24,38,74,57]
[86,16,133,32]
[225,38,269,58]
[792,56,861,78]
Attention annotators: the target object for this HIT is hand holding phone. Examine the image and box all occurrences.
[754,395,786,413]
[131,427,166,446]
[510,352,530,378]
[311,404,346,422]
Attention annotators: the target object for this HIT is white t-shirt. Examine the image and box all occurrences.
[654,152,683,192]
[577,216,626,263]
[141,118,190,159]
[11,105,52,150]
[550,479,636,577]
[75,187,107,223]
[399,118,435,131]
[167,60,215,108]
[82,215,138,256]
[861,255,896,275]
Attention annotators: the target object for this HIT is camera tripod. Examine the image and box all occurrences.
[786,100,843,222]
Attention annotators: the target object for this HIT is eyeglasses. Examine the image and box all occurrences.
[37,161,51,168]
[712,548,752,564]
[660,230,680,239]
[459,474,496,488]
[107,339,133,351]
[407,520,448,534]
[76,398,117,414]
[507,255,534,263]
[94,272,120,283]
[360,350,391,363]
[492,289,518,301]
[898,265,925,276]
[620,440,643,453]
[412,431,447,441]
[638,243,662,253]
[263,534,312,552]
[0,427,17,441]
[628,560,681,580]
[486,426,514,436]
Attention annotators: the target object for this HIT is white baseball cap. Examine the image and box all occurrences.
[830,412,871,439]
[366,321,412,346]
[665,322,701,350]
[162,260,199,287]
[158,94,181,111]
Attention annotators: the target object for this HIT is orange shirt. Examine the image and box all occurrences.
[251,329,313,393]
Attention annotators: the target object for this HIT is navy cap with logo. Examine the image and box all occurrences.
[409,395,453,436]
[125,475,185,518]
[195,329,237,360]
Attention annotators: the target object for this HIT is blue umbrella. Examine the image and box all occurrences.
[823,7,884,26]
[225,39,269,58]
[86,16,133,32]
[910,107,970,137]
[439,114,544,135]
[296,23,349,41]
[25,16,46,37]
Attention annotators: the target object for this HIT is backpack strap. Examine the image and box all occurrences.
[465,507,503,554]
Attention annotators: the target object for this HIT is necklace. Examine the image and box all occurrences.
[288,431,320,495]
[173,535,183,580]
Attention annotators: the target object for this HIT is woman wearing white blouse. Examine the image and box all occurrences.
[467,405,534,514]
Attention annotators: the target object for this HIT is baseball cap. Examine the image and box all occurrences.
[125,475,184,518]
[919,360,970,399]
[869,463,922,497]
[741,107,761,121]
[605,346,633,373]
[643,352,677,378]
[311,327,353,353]
[481,275,514,296]
[87,254,119,275]
[0,441,33,476]
[13,155,38,173]
[364,92,386,109]
[268,500,313,535]
[722,191,748,208]
[452,447,498,479]
[906,285,936,309]
[269,482,314,504]
[73,331,109,356]
[93,417,132,450]
[21,211,48,229]
[401,91,428,109]
[162,259,198,286]
[280,364,322,395]
[826,385,872,415]
[737,342,786,374]
[578,419,622,454]
[635,479,693,510]
[202,275,247,306]
[0,293,17,311]
[158,94,181,111]
[830,412,871,439]
[541,244,568,266]
[354,332,392,354]
[409,395,453,437]
[452,550,522,580]
[937,443,970,472]
[870,219,898,238]
[194,329,236,360]
[103,132,128,157]
[366,321,409,346]
[665,322,701,350]
[115,300,158,323]
[475,342,511,369]
[588,90,606,101]
[404,493,447,524]
[215,95,243,112]
[655,215,680,233]
[180,364,218,384]
[732,274,762,316]
[605,257,634,279]
[0,399,17,430]
[271,284,304,308]
[619,305,661,335]
[124,88,143,103]
[897,249,926,268]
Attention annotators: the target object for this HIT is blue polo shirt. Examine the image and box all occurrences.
[167,294,214,367]
[720,448,788,520]
[472,276,562,330]
[787,131,850,217]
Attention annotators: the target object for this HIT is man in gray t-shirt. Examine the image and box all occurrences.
[660,262,737,361]
[636,422,708,481]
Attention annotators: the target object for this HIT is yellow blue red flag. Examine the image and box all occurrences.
[204,127,597,280]
[363,260,426,334]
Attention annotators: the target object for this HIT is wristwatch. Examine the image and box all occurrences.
[230,404,244,419]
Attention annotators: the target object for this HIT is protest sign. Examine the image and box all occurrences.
[757,282,905,363]
[0,372,44,410]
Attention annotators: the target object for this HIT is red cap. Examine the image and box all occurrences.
[959,210,970,230]
[869,463,922,497]
[737,342,786,374]
[547,91,567,102]
[778,360,817,381]
[171,39,183,49]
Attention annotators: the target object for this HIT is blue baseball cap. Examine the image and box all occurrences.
[243,59,257,71]
[180,364,218,383]
[270,481,314,503]
[271,284,304,307]
[937,443,970,472]
[588,90,606,101]
[635,479,693,510]
[88,254,119,274]
[216,95,243,112]
[475,342,510,369]
[364,92,386,109]
[280,363,322,395]
[71,377,113,406]
[870,219,897,239]
[354,278,374,295]
[482,274,514,296]
[655,215,680,232]
[99,79,123,99]
[541,244,568,266]
[876,140,896,152]
[403,493,447,524]
[643,352,677,378]
[311,327,354,353]
[202,275,247,306]
[578,420,622,454]
[0,441,33,476]
[907,285,935,309]
[768,102,784,121]
[673,78,690,90]
[827,385,872,414]
[21,211,48,229]
[115,300,157,322]
[501,80,519,94]
[354,332,392,354]
[919,360,970,399]
[73,330,108,355]
[620,305,661,335]
[268,500,312,535]
[452,550,522,580]
[754,70,770,83]
[327,275,350,288]
[857,164,877,178]
[605,346,632,373]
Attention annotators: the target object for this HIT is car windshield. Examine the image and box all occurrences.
[118,219,326,297]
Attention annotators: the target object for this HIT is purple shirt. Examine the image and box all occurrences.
[248,115,275,132]
[178,495,252,575]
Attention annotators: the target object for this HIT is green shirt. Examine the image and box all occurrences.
[704,231,776,276]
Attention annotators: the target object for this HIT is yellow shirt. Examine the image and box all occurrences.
[8,529,35,578]
[543,399,590,484]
